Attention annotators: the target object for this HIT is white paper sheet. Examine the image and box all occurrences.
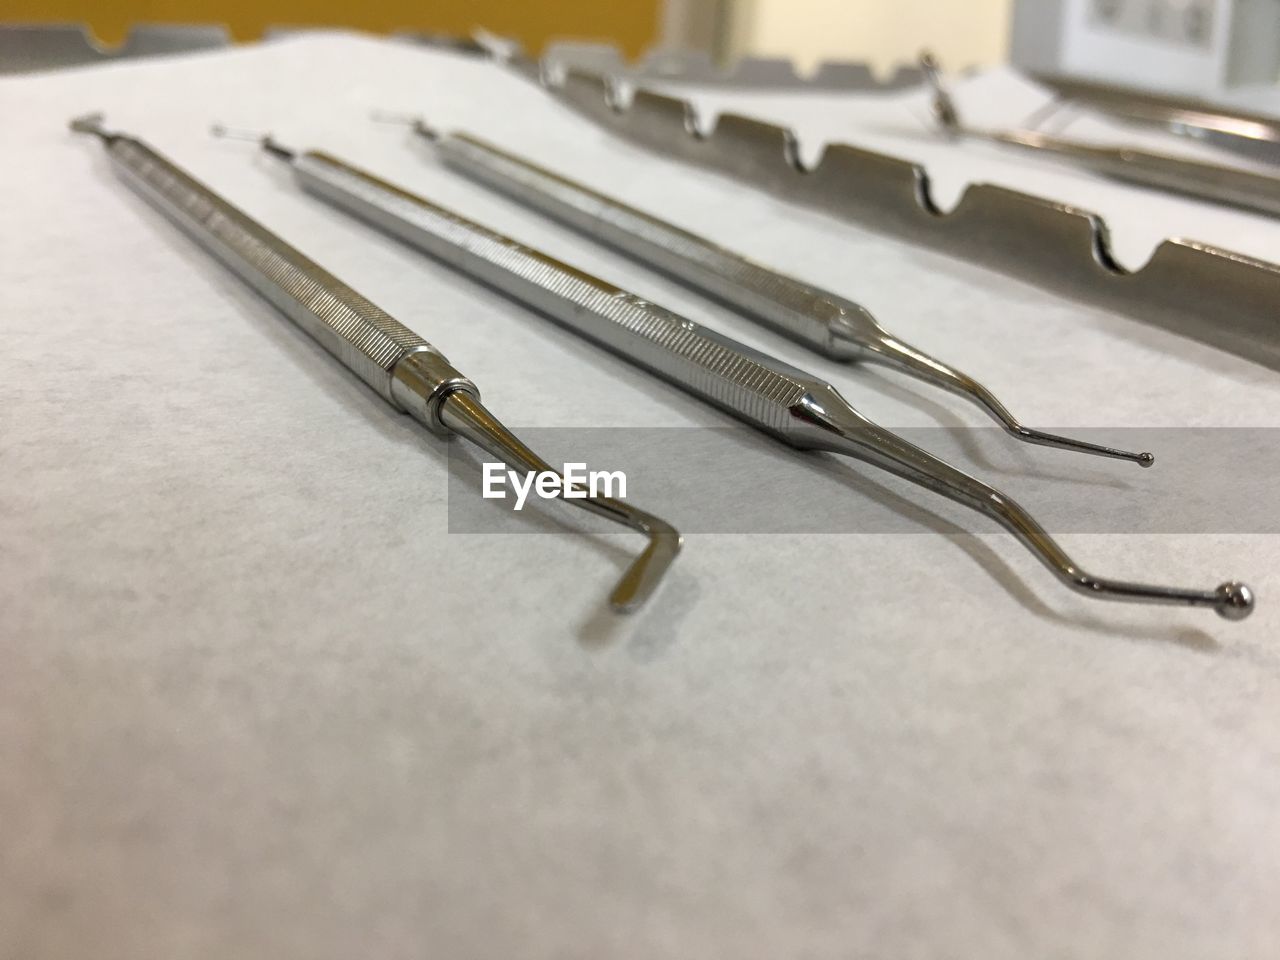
[2,35,1278,959]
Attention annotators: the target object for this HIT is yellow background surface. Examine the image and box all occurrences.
[1,0,660,55]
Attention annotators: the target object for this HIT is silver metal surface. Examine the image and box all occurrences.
[534,65,1280,374]
[261,139,1254,619]
[392,116,1153,468]
[1035,72,1280,165]
[538,41,924,91]
[922,54,1280,218]
[73,114,680,611]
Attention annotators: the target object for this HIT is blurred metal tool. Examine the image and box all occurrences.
[371,111,1153,469]
[72,113,680,611]
[1034,72,1280,166]
[214,126,1254,620]
[922,51,1280,218]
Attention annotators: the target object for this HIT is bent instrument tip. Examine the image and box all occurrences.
[606,513,683,612]
[811,397,1253,621]
[438,390,681,612]
[69,111,117,142]
[1009,426,1154,467]
[841,314,1158,468]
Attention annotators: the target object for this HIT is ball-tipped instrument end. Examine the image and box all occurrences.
[1215,581,1255,621]
[802,391,1253,622]
[1012,425,1155,468]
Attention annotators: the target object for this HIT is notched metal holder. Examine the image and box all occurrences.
[531,63,1280,374]
[535,41,924,91]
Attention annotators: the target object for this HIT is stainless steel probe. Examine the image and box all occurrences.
[216,128,1253,620]
[921,52,1280,219]
[71,113,680,611]
[373,112,1154,469]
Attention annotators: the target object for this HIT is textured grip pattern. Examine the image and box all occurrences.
[109,138,434,400]
[297,151,818,435]
[441,134,849,355]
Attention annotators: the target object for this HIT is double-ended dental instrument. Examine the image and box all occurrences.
[371,112,1153,469]
[71,114,680,612]
[213,126,1253,620]
[920,52,1280,219]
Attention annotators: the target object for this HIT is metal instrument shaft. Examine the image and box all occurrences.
[223,130,1253,620]
[922,52,1280,219]
[375,113,1153,469]
[72,113,680,611]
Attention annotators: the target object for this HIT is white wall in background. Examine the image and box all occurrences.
[728,0,1014,73]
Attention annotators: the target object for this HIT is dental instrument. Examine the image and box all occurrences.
[71,113,680,611]
[370,111,1154,468]
[213,126,1253,619]
[921,52,1280,219]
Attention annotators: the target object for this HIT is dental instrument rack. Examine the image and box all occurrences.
[921,53,1280,219]
[371,111,1152,469]
[70,113,680,611]
[215,127,1254,620]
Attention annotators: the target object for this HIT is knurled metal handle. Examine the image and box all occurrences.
[108,137,442,403]
[294,150,826,437]
[438,133,857,357]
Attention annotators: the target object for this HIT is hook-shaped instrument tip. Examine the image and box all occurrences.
[437,390,680,612]
[606,514,683,612]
